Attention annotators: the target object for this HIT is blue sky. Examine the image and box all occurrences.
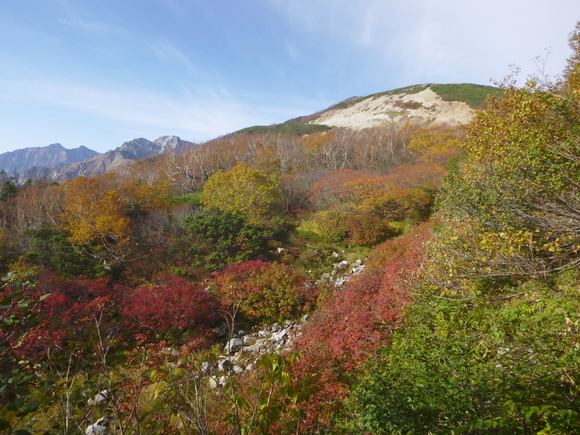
[0,0,579,154]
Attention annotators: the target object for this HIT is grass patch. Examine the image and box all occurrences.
[371,84,429,99]
[237,123,331,136]
[430,83,502,108]
[326,96,367,111]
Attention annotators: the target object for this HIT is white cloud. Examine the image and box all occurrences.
[58,18,129,38]
[0,74,283,142]
[266,0,579,85]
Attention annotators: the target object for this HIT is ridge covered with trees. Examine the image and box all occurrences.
[1,23,580,434]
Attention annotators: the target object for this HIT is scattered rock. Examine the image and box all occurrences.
[272,329,288,342]
[200,362,216,374]
[218,358,233,372]
[224,338,245,354]
[85,417,111,435]
[212,321,228,338]
[243,335,257,345]
[87,390,108,406]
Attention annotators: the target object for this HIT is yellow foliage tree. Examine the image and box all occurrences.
[59,176,131,253]
[407,125,465,163]
[429,22,580,289]
[120,179,172,212]
[200,162,280,220]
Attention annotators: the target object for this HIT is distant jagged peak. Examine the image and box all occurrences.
[154,136,196,153]
[154,135,181,148]
[118,137,157,149]
[45,142,66,150]
[115,135,187,157]
[116,138,160,160]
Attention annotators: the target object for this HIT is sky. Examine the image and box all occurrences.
[0,1,579,154]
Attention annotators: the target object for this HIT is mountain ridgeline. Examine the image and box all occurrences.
[0,135,194,182]
[0,143,98,174]
[0,83,499,182]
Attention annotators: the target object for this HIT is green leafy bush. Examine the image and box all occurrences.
[349,293,580,434]
[176,209,279,273]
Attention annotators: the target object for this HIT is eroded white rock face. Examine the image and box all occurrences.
[312,88,474,130]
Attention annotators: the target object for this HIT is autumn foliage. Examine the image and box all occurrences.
[122,275,219,343]
[309,143,456,223]
[200,162,281,221]
[210,260,317,325]
[15,273,128,358]
[59,175,131,249]
[291,224,432,427]
[4,22,563,433]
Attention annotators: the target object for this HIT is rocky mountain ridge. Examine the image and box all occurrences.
[7,136,193,182]
[0,143,98,174]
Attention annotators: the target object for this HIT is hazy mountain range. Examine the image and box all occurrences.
[0,83,499,182]
[0,143,98,174]
[0,136,193,182]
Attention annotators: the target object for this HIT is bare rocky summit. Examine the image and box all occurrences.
[311,86,476,130]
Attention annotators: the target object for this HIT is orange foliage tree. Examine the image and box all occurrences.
[58,174,132,267]
[309,163,445,222]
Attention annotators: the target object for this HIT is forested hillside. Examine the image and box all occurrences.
[1,23,579,435]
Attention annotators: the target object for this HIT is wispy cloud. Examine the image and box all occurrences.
[149,39,198,71]
[0,73,295,142]
[58,18,129,38]
[266,0,577,86]
[285,39,299,63]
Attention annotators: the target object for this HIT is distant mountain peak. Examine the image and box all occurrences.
[0,143,99,173]
[16,135,196,182]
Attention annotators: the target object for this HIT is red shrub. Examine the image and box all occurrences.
[211,260,316,325]
[292,223,433,426]
[122,275,219,341]
[15,273,129,358]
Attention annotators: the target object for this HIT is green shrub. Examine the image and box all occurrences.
[348,293,580,434]
[176,209,280,273]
